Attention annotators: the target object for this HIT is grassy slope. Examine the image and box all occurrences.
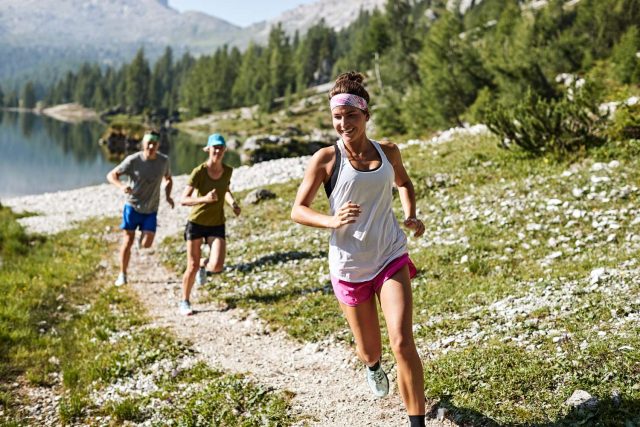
[162,135,640,425]
[0,210,292,426]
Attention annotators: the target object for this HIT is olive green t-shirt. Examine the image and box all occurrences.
[187,163,233,226]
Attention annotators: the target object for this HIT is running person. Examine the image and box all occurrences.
[107,130,174,286]
[291,72,427,426]
[179,133,241,316]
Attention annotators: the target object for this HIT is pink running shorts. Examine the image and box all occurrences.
[330,253,418,306]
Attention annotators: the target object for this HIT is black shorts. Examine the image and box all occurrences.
[184,221,226,241]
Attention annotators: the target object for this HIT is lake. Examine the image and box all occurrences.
[0,111,238,198]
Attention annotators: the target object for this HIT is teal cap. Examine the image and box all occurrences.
[205,133,226,149]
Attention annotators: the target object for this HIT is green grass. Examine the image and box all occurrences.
[161,132,640,424]
[0,211,293,425]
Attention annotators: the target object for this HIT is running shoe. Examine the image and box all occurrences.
[179,300,193,316]
[195,267,207,286]
[366,363,389,398]
[114,272,127,287]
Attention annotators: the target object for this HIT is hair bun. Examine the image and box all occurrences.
[335,71,364,85]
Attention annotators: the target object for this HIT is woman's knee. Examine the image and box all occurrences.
[389,332,416,359]
[357,345,382,366]
[186,258,200,271]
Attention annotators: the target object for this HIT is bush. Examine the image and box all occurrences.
[486,83,609,157]
[608,102,640,140]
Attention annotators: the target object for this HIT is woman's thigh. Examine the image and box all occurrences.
[377,265,414,344]
[339,296,382,359]
[206,237,226,270]
[186,238,203,268]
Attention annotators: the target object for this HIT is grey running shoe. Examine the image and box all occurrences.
[195,267,207,286]
[179,300,193,316]
[366,364,389,398]
[114,272,127,287]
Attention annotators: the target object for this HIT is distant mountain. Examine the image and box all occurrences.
[237,0,386,47]
[0,0,385,89]
[0,0,239,47]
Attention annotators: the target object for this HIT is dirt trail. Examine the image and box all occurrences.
[127,248,455,426]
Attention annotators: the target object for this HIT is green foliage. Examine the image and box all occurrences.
[0,214,107,420]
[294,20,337,89]
[465,86,494,124]
[611,26,640,84]
[414,11,492,128]
[126,48,151,114]
[21,81,36,108]
[371,89,407,136]
[487,83,609,157]
[107,399,146,422]
[607,103,640,141]
[38,0,640,139]
[0,206,29,259]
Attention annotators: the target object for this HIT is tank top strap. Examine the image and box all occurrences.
[336,139,348,161]
[369,139,388,165]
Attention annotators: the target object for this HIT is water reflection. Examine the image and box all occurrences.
[0,112,239,198]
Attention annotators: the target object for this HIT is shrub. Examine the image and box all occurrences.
[486,83,609,157]
[608,102,640,141]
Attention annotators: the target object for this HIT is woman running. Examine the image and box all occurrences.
[291,71,427,426]
[179,133,241,316]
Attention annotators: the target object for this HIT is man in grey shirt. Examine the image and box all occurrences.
[107,131,174,286]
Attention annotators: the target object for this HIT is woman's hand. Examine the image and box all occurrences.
[232,202,241,216]
[330,201,361,229]
[404,217,425,238]
[204,189,218,203]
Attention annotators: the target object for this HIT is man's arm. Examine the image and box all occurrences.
[164,174,174,208]
[107,168,131,194]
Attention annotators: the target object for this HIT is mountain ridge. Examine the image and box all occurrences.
[0,0,385,87]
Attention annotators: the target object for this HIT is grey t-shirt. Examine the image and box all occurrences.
[116,152,170,214]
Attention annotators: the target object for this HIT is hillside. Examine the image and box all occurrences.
[0,0,386,88]
[5,125,640,424]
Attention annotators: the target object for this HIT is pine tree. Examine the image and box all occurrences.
[232,43,264,106]
[612,26,640,84]
[149,46,174,111]
[125,48,151,114]
[22,81,37,108]
[413,11,491,127]
[0,84,4,107]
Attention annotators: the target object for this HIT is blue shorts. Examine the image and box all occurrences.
[120,204,157,232]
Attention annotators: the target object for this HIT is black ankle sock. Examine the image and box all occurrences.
[367,361,380,371]
[408,415,425,427]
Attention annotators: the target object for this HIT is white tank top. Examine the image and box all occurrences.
[328,139,407,282]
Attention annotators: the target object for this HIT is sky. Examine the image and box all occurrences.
[169,0,318,27]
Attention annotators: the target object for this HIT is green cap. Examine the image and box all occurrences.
[142,133,160,144]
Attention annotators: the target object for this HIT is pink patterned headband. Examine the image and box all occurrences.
[330,93,368,111]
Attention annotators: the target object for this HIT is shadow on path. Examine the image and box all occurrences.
[228,249,326,273]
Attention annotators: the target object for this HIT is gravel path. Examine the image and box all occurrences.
[128,249,453,426]
[5,150,465,425]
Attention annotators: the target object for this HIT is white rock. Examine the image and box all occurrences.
[565,390,599,410]
[590,268,606,284]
